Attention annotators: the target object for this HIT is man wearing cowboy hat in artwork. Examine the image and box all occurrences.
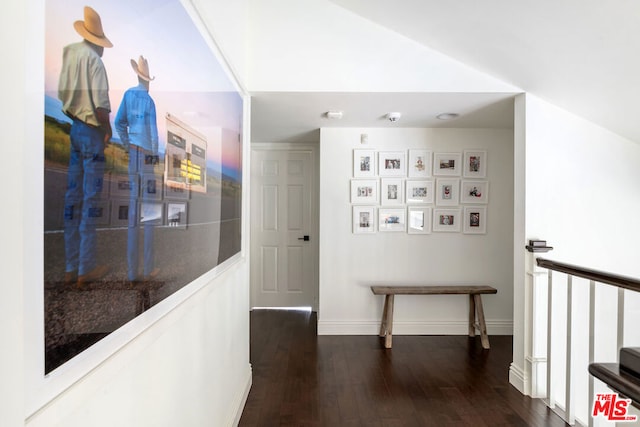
[115,56,160,283]
[58,6,113,287]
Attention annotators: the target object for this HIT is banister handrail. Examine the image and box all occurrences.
[536,257,640,293]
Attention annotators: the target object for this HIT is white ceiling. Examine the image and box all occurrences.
[251,92,515,143]
[251,1,640,143]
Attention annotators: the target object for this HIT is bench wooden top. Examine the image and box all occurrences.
[370,285,497,295]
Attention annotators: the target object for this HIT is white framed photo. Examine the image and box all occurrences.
[463,150,487,178]
[378,151,406,177]
[164,182,190,200]
[408,206,432,234]
[435,179,460,206]
[110,199,133,227]
[353,149,376,177]
[460,180,489,204]
[405,180,434,204]
[142,173,163,200]
[84,200,110,226]
[350,179,379,204]
[167,202,188,229]
[109,174,139,198]
[463,206,487,234]
[408,149,432,177]
[378,208,406,232]
[140,201,164,225]
[433,208,461,232]
[433,152,462,176]
[353,206,376,234]
[380,178,404,205]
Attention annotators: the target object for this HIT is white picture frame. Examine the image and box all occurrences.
[141,173,163,201]
[408,149,432,177]
[435,179,460,206]
[353,149,376,177]
[110,199,133,227]
[84,200,110,226]
[350,179,379,204]
[378,208,406,232]
[433,208,461,232]
[353,206,376,234]
[140,201,164,225]
[407,206,432,234]
[463,150,487,178]
[433,152,462,176]
[380,178,404,205]
[166,202,188,229]
[463,206,487,234]
[405,180,435,204]
[109,174,139,198]
[164,182,190,200]
[460,180,489,204]
[378,151,406,177]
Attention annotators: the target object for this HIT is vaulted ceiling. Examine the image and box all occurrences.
[250,1,640,143]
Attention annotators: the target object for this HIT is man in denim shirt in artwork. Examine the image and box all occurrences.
[115,56,160,283]
[58,6,113,287]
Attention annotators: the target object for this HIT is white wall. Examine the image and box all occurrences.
[25,265,251,427]
[510,93,640,408]
[524,95,640,276]
[523,94,640,350]
[1,0,252,426]
[318,127,514,335]
[1,0,27,425]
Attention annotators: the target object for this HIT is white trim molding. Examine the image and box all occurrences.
[509,362,528,395]
[230,366,252,427]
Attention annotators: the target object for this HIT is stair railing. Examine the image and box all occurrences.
[525,247,640,426]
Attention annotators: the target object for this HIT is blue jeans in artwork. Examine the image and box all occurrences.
[127,146,156,281]
[64,120,105,276]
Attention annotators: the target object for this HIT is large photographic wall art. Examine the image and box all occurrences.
[43,0,243,373]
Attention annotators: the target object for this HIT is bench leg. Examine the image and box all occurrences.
[384,294,394,348]
[473,294,490,349]
[379,294,389,337]
[468,294,476,337]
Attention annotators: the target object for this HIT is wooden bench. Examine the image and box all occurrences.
[370,285,497,349]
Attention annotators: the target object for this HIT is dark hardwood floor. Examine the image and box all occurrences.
[239,309,569,427]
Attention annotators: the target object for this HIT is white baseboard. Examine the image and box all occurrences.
[230,364,252,427]
[317,319,513,335]
[509,362,528,395]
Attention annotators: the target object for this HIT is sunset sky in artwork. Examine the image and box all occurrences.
[44,0,243,179]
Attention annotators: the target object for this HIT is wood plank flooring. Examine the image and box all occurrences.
[239,309,569,427]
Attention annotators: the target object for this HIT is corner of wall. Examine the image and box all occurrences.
[510,93,528,391]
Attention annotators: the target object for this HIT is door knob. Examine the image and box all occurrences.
[298,235,310,241]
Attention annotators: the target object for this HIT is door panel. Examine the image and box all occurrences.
[251,146,318,309]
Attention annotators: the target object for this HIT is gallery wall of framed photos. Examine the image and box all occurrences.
[351,148,489,235]
[319,127,515,336]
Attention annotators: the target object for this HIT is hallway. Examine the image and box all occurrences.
[239,309,569,426]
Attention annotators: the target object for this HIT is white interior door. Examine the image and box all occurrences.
[250,144,318,310]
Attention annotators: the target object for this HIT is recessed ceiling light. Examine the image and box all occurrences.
[436,113,459,120]
[325,111,343,119]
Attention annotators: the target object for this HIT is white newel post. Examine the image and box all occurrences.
[525,241,553,398]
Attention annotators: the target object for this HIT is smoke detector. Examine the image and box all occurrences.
[386,112,402,122]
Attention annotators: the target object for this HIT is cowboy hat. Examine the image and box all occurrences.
[73,6,113,48]
[130,56,155,81]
